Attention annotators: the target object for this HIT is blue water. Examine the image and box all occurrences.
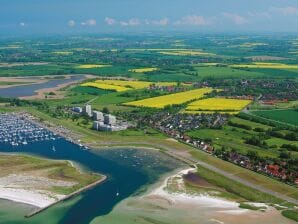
[0,139,182,224]
[0,75,85,98]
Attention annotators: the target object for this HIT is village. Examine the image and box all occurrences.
[121,110,298,185]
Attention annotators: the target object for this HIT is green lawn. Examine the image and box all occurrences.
[187,126,279,158]
[252,109,298,126]
[230,117,271,130]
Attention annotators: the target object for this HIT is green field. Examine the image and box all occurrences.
[252,109,298,126]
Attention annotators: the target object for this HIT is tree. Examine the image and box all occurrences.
[102,107,109,114]
[247,150,259,161]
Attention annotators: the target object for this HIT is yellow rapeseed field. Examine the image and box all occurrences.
[185,98,251,113]
[230,62,298,69]
[81,82,131,92]
[123,88,214,108]
[76,64,111,69]
[158,50,214,56]
[52,51,73,55]
[129,68,158,73]
[81,80,177,92]
[95,80,176,89]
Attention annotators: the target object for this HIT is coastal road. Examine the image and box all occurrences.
[121,141,298,205]
[166,149,298,205]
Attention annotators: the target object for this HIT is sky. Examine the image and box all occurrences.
[1,0,298,35]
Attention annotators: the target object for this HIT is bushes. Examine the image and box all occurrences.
[228,120,252,130]
[281,210,298,222]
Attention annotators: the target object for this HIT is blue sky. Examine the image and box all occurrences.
[1,0,298,35]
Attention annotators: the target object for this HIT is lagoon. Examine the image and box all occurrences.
[0,138,182,224]
[0,75,85,98]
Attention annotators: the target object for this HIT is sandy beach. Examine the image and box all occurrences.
[92,168,296,224]
[0,187,64,208]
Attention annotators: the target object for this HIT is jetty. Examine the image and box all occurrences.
[25,175,107,218]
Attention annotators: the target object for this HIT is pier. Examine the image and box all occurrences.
[25,175,107,218]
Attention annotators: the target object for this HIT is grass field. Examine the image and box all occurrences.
[231,62,298,69]
[185,98,251,113]
[158,50,214,56]
[230,117,271,130]
[0,154,101,195]
[188,126,279,158]
[252,109,298,126]
[193,65,264,79]
[76,64,111,69]
[196,165,284,204]
[129,68,158,73]
[123,88,214,108]
[71,86,111,95]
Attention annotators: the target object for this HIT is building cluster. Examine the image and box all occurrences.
[215,150,298,185]
[127,111,226,154]
[72,105,128,132]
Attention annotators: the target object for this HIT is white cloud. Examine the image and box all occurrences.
[19,22,26,27]
[247,11,271,20]
[222,13,248,25]
[68,20,76,27]
[120,18,141,26]
[81,19,97,26]
[269,6,298,16]
[174,15,209,26]
[149,18,169,26]
[105,17,117,25]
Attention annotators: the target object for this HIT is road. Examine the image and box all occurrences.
[123,141,298,205]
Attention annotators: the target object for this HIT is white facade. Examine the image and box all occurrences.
[93,121,127,132]
[83,105,92,117]
[104,114,116,125]
[93,111,104,121]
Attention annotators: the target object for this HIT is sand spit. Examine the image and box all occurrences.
[0,187,64,208]
[147,168,242,210]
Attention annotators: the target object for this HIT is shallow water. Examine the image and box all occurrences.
[0,139,183,224]
[0,75,85,98]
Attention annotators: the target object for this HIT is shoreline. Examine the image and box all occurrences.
[25,175,107,218]
[0,153,107,214]
[147,167,243,210]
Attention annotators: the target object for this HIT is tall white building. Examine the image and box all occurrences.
[104,114,116,125]
[93,111,104,121]
[83,104,92,117]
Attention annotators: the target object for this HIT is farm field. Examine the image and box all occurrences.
[185,98,251,114]
[158,50,214,56]
[193,65,264,79]
[129,67,158,73]
[81,80,176,92]
[81,82,131,92]
[123,88,214,108]
[231,62,298,69]
[251,109,298,126]
[76,64,111,69]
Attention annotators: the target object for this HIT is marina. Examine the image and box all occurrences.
[0,113,58,147]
